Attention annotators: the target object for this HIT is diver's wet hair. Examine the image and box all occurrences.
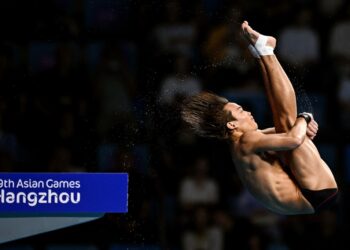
[181,92,233,139]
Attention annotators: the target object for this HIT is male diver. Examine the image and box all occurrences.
[181,21,338,214]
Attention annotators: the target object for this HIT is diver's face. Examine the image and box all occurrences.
[224,102,258,131]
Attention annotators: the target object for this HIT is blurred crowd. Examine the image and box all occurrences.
[1,0,350,249]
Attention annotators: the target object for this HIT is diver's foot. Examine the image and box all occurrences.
[241,21,276,56]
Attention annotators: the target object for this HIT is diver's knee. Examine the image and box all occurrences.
[274,115,295,132]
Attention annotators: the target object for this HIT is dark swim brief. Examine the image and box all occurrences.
[300,188,338,212]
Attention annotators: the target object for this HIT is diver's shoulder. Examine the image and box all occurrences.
[238,130,262,155]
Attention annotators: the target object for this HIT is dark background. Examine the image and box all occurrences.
[1,0,350,249]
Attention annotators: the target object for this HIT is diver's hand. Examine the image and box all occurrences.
[306,117,318,140]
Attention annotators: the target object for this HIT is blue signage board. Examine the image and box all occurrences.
[0,173,128,213]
